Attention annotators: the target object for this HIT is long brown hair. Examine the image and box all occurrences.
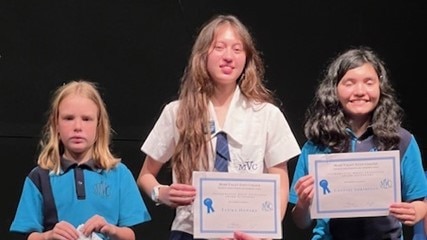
[172,15,275,184]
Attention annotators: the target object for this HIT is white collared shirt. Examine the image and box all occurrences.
[141,87,301,234]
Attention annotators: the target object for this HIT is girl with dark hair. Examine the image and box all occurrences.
[289,47,427,240]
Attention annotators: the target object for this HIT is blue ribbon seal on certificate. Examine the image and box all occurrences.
[203,198,215,213]
[319,179,331,195]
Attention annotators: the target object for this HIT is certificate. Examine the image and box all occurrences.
[308,150,401,219]
[192,171,282,239]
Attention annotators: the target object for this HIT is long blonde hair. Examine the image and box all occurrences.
[173,14,275,184]
[38,80,119,174]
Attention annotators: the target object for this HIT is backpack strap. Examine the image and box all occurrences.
[28,167,58,231]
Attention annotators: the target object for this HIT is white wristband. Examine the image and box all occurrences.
[151,185,167,205]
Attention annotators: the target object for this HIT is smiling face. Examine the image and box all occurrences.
[337,63,380,121]
[57,93,98,161]
[206,23,247,87]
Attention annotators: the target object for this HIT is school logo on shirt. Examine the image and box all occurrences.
[94,181,110,198]
[236,161,259,171]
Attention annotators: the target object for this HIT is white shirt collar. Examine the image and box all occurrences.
[208,87,258,145]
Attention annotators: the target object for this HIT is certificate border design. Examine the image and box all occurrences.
[193,172,282,239]
[310,150,401,218]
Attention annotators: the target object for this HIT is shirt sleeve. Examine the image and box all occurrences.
[118,163,151,226]
[141,102,178,163]
[264,106,301,168]
[289,141,317,204]
[400,136,427,201]
[10,176,44,233]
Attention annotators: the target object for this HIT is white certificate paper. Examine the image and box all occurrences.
[309,150,401,219]
[192,171,281,239]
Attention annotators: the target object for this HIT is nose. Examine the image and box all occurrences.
[222,48,233,61]
[354,82,366,95]
[73,119,82,131]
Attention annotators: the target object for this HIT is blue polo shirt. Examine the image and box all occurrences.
[10,158,151,239]
[289,127,427,240]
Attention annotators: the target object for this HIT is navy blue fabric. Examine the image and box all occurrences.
[28,167,58,231]
[169,230,207,240]
[215,131,229,172]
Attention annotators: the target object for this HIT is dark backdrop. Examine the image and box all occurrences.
[1,1,426,239]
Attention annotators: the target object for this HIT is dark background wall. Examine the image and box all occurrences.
[1,1,426,239]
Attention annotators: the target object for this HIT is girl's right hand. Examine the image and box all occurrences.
[44,220,80,240]
[221,231,261,240]
[160,183,196,208]
[294,175,315,209]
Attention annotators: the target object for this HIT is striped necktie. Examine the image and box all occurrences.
[215,131,230,172]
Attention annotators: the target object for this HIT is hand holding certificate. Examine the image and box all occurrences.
[192,171,282,239]
[308,150,401,219]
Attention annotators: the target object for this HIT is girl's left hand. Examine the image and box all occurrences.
[389,202,416,225]
[81,214,116,237]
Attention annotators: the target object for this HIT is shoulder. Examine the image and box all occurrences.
[112,162,137,177]
[301,140,328,154]
[397,127,414,152]
[157,100,180,117]
[398,127,412,140]
[302,140,317,149]
[164,100,180,110]
[28,166,49,181]
[247,100,282,114]
[112,162,131,172]
[27,166,51,193]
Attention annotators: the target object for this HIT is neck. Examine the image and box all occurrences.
[211,84,236,107]
[348,117,371,137]
[63,151,92,164]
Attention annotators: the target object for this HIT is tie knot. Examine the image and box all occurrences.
[217,131,227,140]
